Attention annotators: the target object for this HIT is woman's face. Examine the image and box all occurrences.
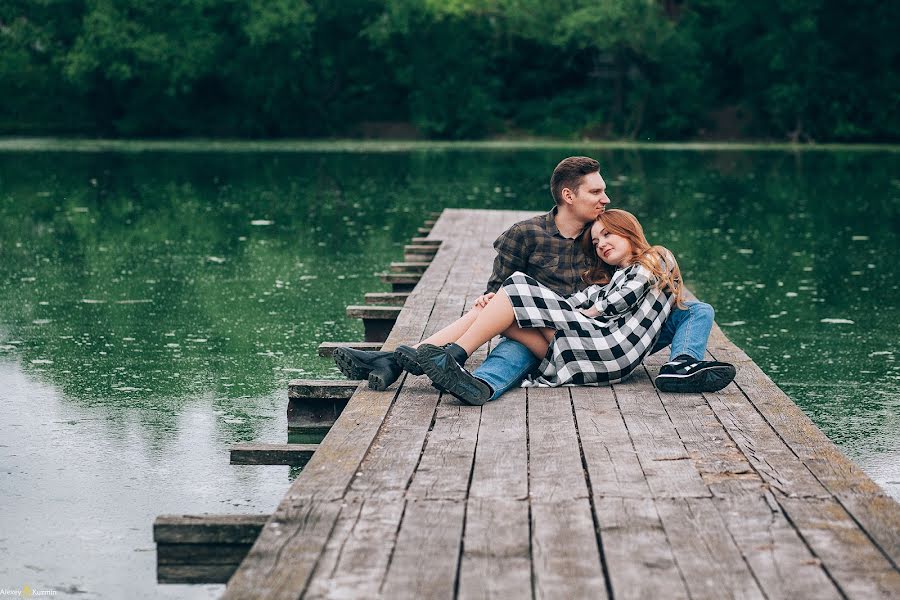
[591,221,632,267]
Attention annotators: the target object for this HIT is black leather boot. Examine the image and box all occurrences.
[333,348,394,380]
[367,355,403,391]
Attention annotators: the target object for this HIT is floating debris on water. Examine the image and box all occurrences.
[32,319,51,325]
[115,299,153,304]
[786,292,798,297]
[821,318,854,324]
[869,351,894,357]
[31,359,53,364]
[737,248,754,254]
[852,235,869,241]
[81,299,106,304]
[206,256,226,264]
[250,219,273,226]
[187,338,208,343]
[721,321,747,326]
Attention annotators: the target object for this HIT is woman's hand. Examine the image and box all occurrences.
[577,306,601,318]
[474,292,495,308]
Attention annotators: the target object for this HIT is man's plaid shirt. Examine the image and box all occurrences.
[485,207,592,297]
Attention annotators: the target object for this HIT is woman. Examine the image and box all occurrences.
[407,208,685,401]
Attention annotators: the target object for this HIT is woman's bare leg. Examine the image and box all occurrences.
[455,290,519,355]
[500,324,553,358]
[417,306,483,347]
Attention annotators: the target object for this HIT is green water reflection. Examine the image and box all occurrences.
[0,146,897,592]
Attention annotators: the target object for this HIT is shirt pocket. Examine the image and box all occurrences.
[528,252,560,282]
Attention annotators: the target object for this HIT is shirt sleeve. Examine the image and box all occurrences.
[485,223,529,294]
[594,265,654,317]
[567,284,606,309]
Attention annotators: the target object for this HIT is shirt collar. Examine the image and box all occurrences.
[546,206,589,240]
[545,206,563,238]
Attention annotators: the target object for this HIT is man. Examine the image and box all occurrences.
[335,156,735,403]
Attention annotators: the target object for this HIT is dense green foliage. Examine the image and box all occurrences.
[2,0,897,140]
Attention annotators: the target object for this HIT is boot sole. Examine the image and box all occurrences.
[333,347,374,381]
[655,364,736,393]
[368,369,398,391]
[417,345,491,406]
[394,346,425,376]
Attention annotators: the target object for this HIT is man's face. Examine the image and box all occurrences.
[567,172,610,224]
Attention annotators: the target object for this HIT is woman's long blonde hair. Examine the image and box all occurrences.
[580,209,685,308]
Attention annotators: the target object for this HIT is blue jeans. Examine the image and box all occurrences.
[473,301,714,401]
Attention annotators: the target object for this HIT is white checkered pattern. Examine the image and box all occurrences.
[502,266,673,386]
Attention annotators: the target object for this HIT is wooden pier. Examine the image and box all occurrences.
[204,209,898,598]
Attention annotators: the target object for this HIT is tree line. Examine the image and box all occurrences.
[2,0,897,141]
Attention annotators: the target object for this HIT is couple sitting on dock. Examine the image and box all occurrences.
[334,156,735,405]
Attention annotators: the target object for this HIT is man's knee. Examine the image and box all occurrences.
[689,301,714,322]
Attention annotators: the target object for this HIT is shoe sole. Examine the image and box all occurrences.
[417,345,491,406]
[368,369,397,392]
[333,347,374,381]
[655,364,736,393]
[394,346,425,376]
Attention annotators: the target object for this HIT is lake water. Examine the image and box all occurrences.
[1,143,898,598]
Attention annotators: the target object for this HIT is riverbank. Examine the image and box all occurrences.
[2,137,900,154]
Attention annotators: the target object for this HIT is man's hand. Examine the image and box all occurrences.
[474,293,495,308]
[577,306,600,318]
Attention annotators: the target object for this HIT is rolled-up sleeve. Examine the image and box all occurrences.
[595,266,654,317]
[485,224,529,294]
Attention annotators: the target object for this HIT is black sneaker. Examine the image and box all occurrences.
[416,344,492,405]
[654,355,736,393]
[333,347,402,391]
[393,344,424,376]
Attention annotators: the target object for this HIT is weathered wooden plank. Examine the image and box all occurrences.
[655,498,764,600]
[380,499,466,600]
[316,341,383,356]
[702,383,827,498]
[345,305,402,320]
[229,443,318,466]
[647,371,764,497]
[776,496,900,598]
[458,498,531,600]
[528,387,607,598]
[287,380,355,434]
[303,495,406,599]
[158,564,239,584]
[594,497,688,600]
[416,226,432,235]
[378,272,422,284]
[223,500,343,598]
[837,493,900,568]
[715,492,842,599]
[406,402,481,501]
[303,214,497,597]
[347,379,440,496]
[154,514,268,544]
[403,244,438,255]
[390,261,431,273]
[410,237,441,245]
[468,389,528,500]
[531,499,608,600]
[363,292,409,306]
[157,543,252,565]
[571,386,650,499]
[288,380,359,400]
[288,397,348,434]
[527,386,590,501]
[614,368,710,498]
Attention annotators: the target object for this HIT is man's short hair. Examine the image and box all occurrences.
[550,156,601,205]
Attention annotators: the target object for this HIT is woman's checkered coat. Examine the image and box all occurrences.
[502,261,674,386]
